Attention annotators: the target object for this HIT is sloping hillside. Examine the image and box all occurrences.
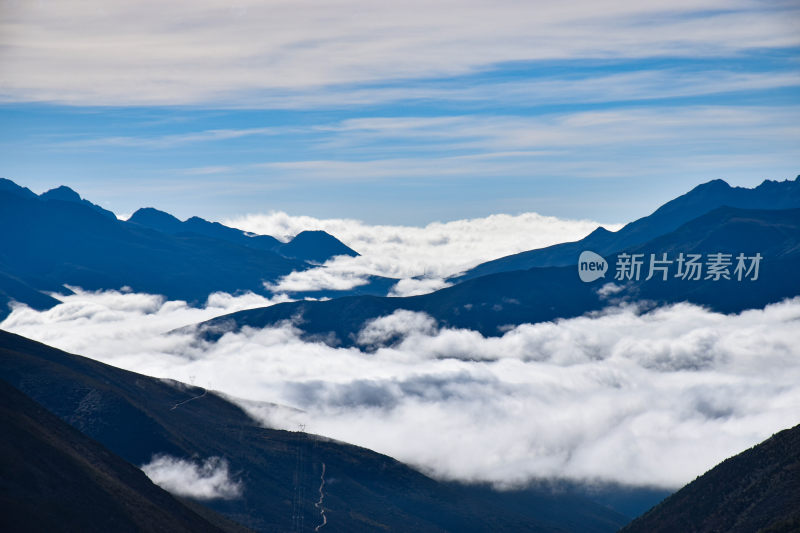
[0,379,245,533]
[620,423,800,533]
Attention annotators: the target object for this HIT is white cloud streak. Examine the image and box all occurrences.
[3,289,799,489]
[97,105,797,158]
[58,127,283,149]
[1,1,797,106]
[180,69,800,110]
[308,107,800,154]
[141,454,243,500]
[158,106,800,189]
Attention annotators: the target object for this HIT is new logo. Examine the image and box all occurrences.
[578,251,607,282]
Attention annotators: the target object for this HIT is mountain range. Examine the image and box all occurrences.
[4,176,799,334]
[0,178,359,320]
[196,205,800,346]
[454,177,800,281]
[127,207,357,264]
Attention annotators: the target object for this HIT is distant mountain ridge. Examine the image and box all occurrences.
[0,178,359,320]
[455,176,800,282]
[195,206,800,345]
[4,175,799,328]
[39,184,118,220]
[128,207,358,262]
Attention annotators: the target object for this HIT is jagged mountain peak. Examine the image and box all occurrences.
[455,174,800,282]
[40,185,82,202]
[36,183,117,220]
[586,226,613,238]
[128,207,184,232]
[281,229,359,262]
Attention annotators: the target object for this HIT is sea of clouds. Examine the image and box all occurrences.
[3,287,799,490]
[224,211,616,296]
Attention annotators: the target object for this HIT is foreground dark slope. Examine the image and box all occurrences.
[620,423,800,533]
[456,176,800,282]
[0,330,631,533]
[0,379,241,533]
[197,207,800,345]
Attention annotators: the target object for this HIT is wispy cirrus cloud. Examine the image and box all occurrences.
[53,104,799,179]
[159,105,798,179]
[56,127,283,149]
[314,107,800,150]
[217,69,800,111]
[1,0,798,106]
[174,106,796,185]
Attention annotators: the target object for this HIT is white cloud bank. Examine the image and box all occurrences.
[226,211,618,295]
[141,455,242,500]
[3,289,799,489]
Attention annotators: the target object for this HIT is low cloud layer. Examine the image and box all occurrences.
[228,211,616,295]
[3,289,799,489]
[141,455,242,500]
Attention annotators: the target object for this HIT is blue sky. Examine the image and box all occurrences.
[1,0,798,224]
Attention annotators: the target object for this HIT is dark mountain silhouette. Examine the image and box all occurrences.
[618,206,800,313]
[39,184,117,220]
[0,329,638,532]
[620,423,800,533]
[278,230,358,263]
[0,270,62,314]
[456,176,800,282]
[0,189,305,312]
[0,379,246,533]
[0,177,37,199]
[0,179,365,320]
[195,207,800,346]
[127,207,385,296]
[0,184,327,320]
[127,207,187,234]
[128,207,358,262]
